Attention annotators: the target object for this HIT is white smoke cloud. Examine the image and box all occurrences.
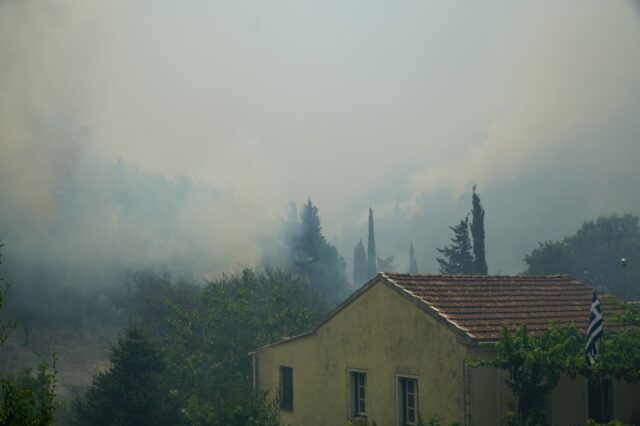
[2,0,640,281]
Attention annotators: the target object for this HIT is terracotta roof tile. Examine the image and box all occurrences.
[382,273,631,342]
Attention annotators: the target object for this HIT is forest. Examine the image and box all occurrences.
[1,186,639,424]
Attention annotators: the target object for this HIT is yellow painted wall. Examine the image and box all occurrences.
[257,278,640,426]
[613,379,640,424]
[468,354,640,425]
[256,278,470,426]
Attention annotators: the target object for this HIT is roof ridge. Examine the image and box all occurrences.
[381,273,630,343]
[382,272,573,280]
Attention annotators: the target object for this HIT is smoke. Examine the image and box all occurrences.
[0,2,275,285]
[2,0,640,286]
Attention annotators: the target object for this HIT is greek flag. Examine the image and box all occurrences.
[585,291,603,366]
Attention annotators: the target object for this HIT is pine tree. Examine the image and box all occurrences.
[471,185,488,275]
[290,199,350,305]
[366,208,377,279]
[293,199,323,269]
[72,327,175,425]
[436,216,474,274]
[353,239,367,286]
[409,242,419,274]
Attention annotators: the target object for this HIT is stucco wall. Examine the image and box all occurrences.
[256,279,640,425]
[256,279,470,426]
[468,351,640,425]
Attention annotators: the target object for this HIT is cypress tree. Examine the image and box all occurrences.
[470,185,488,275]
[409,242,419,274]
[366,208,377,279]
[436,216,474,274]
[353,239,367,286]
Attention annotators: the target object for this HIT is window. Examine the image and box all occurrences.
[280,366,293,411]
[397,376,419,426]
[349,370,367,418]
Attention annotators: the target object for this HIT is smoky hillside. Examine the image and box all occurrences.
[1,1,640,424]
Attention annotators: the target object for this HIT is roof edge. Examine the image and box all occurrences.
[379,272,480,345]
[255,274,385,352]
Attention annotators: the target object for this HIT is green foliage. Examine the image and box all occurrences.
[290,200,351,305]
[161,268,324,425]
[419,414,461,426]
[0,356,57,426]
[72,327,176,426]
[472,324,584,425]
[0,243,57,425]
[121,271,200,335]
[367,207,377,279]
[353,239,367,286]
[470,185,488,275]
[409,243,419,274]
[345,419,378,426]
[0,244,14,344]
[524,214,640,299]
[437,216,474,275]
[598,301,640,383]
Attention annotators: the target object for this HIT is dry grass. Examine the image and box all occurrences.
[0,325,116,398]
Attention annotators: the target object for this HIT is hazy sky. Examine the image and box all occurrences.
[1,1,640,278]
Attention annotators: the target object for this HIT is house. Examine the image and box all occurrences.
[253,273,640,425]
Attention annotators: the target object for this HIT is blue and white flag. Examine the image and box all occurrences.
[585,291,604,366]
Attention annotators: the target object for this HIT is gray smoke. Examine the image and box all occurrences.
[1,1,640,286]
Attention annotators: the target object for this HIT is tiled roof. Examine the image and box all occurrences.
[382,273,630,343]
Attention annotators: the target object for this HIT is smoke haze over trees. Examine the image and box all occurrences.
[269,200,351,306]
[1,0,640,298]
[409,243,418,274]
[1,1,640,424]
[353,239,367,287]
[366,208,378,280]
[524,214,640,300]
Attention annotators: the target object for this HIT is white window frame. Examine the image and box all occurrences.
[396,374,420,426]
[347,368,368,420]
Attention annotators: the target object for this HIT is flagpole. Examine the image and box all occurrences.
[599,339,605,422]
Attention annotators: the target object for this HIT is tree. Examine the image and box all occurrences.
[472,303,640,426]
[436,217,474,274]
[366,208,377,279]
[1,359,57,426]
[470,185,488,275]
[162,269,323,425]
[473,324,584,425]
[290,199,350,305]
[0,243,57,426]
[353,240,367,286]
[72,327,176,426]
[409,243,419,274]
[524,214,640,299]
[0,244,11,345]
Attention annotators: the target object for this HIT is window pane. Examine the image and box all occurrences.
[280,367,293,410]
[399,377,418,425]
[350,372,367,416]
